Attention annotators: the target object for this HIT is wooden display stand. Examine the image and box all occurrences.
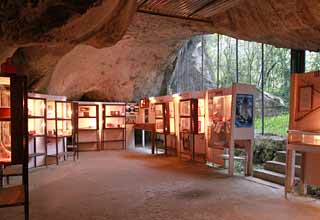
[206,84,255,176]
[0,73,29,220]
[135,99,156,154]
[151,96,178,155]
[27,96,47,168]
[75,102,100,151]
[28,93,76,166]
[102,103,126,150]
[178,91,206,162]
[134,83,255,177]
[285,71,320,197]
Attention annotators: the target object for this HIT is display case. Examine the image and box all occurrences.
[27,96,47,168]
[56,101,73,136]
[179,100,192,133]
[0,73,28,219]
[102,103,126,150]
[208,95,232,147]
[285,72,320,197]
[206,84,255,176]
[78,104,99,130]
[103,104,125,129]
[76,103,100,151]
[168,102,175,134]
[46,100,56,136]
[28,98,46,136]
[0,77,11,163]
[197,99,205,134]
[179,99,203,134]
[155,103,165,133]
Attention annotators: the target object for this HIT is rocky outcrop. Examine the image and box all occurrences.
[1,0,320,101]
[20,13,214,101]
[0,0,136,48]
[168,36,217,94]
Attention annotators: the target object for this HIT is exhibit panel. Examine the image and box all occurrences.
[286,72,320,196]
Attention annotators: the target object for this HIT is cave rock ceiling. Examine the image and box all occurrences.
[0,0,319,101]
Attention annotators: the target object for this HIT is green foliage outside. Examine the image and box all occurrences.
[255,113,289,136]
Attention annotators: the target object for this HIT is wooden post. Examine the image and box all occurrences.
[142,130,145,147]
[261,43,265,135]
[285,148,296,197]
[299,152,307,195]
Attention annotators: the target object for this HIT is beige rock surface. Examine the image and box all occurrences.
[1,0,320,100]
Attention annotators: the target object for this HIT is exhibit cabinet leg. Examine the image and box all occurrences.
[245,141,253,176]
[228,142,235,176]
[299,152,307,196]
[285,149,296,198]
[151,132,155,155]
[142,130,145,147]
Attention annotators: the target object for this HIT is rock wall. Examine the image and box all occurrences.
[15,13,214,101]
[1,0,320,101]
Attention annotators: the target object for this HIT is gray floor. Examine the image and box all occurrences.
[1,151,320,220]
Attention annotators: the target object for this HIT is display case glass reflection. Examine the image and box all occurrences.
[155,104,165,133]
[208,95,232,146]
[56,102,73,136]
[198,99,205,134]
[180,100,191,116]
[0,77,11,163]
[104,104,126,129]
[78,105,98,130]
[28,98,46,136]
[169,102,175,134]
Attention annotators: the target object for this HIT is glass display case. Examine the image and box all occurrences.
[179,100,192,133]
[103,104,126,129]
[168,102,175,134]
[56,101,73,136]
[46,100,56,136]
[28,98,46,136]
[198,99,205,134]
[78,105,98,130]
[208,95,232,147]
[155,103,165,133]
[0,77,11,163]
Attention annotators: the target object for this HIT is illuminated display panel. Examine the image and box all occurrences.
[104,104,126,129]
[0,77,11,163]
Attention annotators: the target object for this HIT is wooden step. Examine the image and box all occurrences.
[264,160,301,177]
[253,169,285,185]
[275,151,301,165]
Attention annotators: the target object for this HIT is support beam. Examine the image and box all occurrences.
[291,49,305,74]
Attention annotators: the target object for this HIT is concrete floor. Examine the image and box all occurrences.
[1,150,320,220]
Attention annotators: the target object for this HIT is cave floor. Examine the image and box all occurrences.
[1,150,320,220]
